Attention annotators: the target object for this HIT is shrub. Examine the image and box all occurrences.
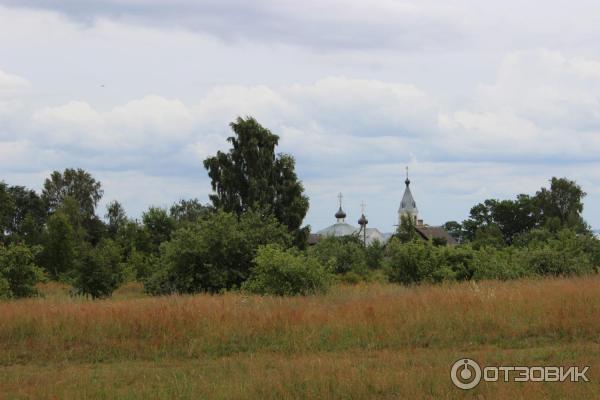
[74,240,124,299]
[310,236,368,277]
[243,245,331,296]
[436,245,476,281]
[146,210,292,295]
[383,239,439,285]
[471,247,530,280]
[365,240,385,269]
[0,243,44,298]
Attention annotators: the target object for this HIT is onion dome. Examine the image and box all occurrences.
[358,213,368,226]
[335,207,347,220]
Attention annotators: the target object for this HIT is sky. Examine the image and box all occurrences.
[1,0,600,232]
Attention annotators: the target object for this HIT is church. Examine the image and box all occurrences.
[310,169,457,245]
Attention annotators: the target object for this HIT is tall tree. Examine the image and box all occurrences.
[42,168,103,219]
[142,207,174,253]
[40,211,77,279]
[105,200,127,238]
[0,182,47,245]
[6,185,47,245]
[203,117,309,243]
[463,196,540,244]
[535,177,587,230]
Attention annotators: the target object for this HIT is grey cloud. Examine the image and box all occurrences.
[0,0,465,50]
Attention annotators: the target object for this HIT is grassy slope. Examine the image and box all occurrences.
[0,278,599,399]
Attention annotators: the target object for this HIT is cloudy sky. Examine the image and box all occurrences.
[1,0,600,232]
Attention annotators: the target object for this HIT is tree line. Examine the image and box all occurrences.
[1,117,599,299]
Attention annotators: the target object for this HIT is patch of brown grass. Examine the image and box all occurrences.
[1,276,600,398]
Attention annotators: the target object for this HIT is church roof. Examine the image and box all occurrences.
[316,222,357,237]
[415,226,458,245]
[312,224,391,245]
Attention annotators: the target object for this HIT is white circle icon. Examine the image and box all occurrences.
[451,358,482,390]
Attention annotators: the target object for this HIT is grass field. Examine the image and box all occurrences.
[1,277,599,399]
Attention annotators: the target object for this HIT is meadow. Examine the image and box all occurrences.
[1,277,599,399]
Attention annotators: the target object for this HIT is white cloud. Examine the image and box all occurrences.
[0,68,30,94]
[31,95,195,151]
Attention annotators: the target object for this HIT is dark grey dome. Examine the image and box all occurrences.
[335,207,346,219]
[358,213,368,226]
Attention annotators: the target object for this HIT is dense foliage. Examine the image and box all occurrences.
[243,245,331,296]
[144,210,292,295]
[74,240,124,299]
[0,243,44,298]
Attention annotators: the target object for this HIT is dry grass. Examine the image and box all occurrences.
[1,277,599,399]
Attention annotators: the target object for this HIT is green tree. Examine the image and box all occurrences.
[462,195,540,244]
[396,214,419,243]
[74,239,124,299]
[145,210,291,295]
[0,243,44,298]
[42,168,103,218]
[443,221,464,243]
[203,117,309,245]
[0,184,47,245]
[105,200,127,238]
[142,207,175,253]
[40,211,77,280]
[169,199,211,227]
[116,220,152,256]
[309,235,368,277]
[243,245,331,296]
[535,177,587,230]
[365,239,385,269]
[471,224,505,250]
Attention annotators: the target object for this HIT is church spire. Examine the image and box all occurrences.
[398,166,418,226]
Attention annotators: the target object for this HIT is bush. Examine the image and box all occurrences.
[383,239,439,284]
[146,210,292,295]
[471,247,530,280]
[74,240,124,299]
[310,236,368,277]
[365,240,385,269]
[436,245,476,281]
[243,245,331,296]
[0,243,44,298]
[383,240,478,284]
